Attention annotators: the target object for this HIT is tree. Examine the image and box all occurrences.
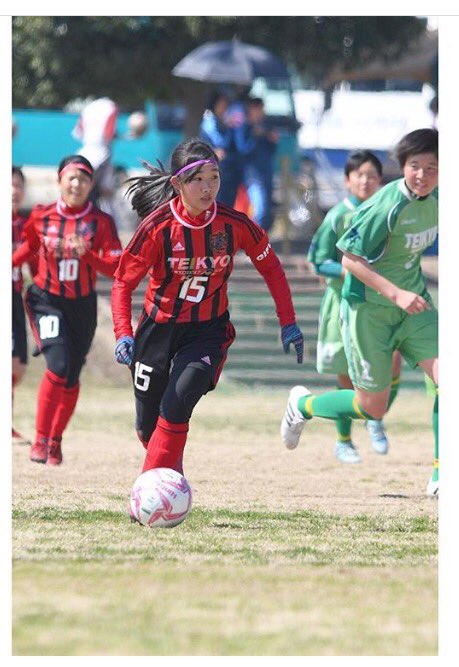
[13,16,427,109]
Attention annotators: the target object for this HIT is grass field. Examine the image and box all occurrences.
[12,340,438,656]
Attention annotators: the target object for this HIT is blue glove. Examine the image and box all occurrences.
[115,335,135,366]
[281,323,304,364]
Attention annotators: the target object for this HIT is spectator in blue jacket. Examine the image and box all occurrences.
[199,91,241,206]
[235,97,279,231]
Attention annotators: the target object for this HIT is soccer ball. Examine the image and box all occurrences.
[130,468,192,528]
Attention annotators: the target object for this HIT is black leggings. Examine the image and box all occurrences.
[135,362,212,443]
[132,312,235,443]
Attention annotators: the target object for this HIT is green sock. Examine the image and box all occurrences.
[387,375,401,411]
[335,386,352,442]
[432,392,439,482]
[298,389,373,421]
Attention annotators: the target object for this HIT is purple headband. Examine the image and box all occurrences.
[174,159,217,177]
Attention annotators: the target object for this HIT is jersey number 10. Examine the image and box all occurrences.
[58,259,79,281]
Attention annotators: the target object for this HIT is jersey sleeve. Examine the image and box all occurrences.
[12,209,41,267]
[111,223,160,339]
[308,209,341,263]
[336,199,390,262]
[239,218,296,326]
[83,214,122,277]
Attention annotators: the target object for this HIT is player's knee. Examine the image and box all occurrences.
[361,402,387,420]
[43,345,69,380]
[47,358,69,380]
[162,366,211,423]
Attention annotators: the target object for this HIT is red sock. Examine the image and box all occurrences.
[50,383,80,439]
[142,416,189,473]
[35,370,66,440]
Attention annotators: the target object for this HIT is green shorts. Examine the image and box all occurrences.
[340,298,438,392]
[316,286,348,375]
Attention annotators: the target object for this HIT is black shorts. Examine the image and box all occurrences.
[131,311,236,437]
[132,310,236,393]
[25,283,97,384]
[12,289,28,364]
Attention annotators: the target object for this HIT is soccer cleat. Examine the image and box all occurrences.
[29,437,48,464]
[335,440,361,464]
[47,437,63,466]
[281,385,310,449]
[12,427,32,446]
[366,419,389,455]
[426,476,439,497]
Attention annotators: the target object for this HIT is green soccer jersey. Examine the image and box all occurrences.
[337,178,438,307]
[307,194,361,291]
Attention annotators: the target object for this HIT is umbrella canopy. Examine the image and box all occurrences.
[172,40,289,85]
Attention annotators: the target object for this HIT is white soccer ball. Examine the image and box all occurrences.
[130,468,192,528]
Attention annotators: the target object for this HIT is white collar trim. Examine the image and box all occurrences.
[57,198,93,219]
[170,200,217,229]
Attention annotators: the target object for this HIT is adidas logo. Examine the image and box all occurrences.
[173,241,185,251]
[201,355,211,365]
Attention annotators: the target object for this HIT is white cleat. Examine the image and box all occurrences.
[335,440,361,464]
[426,476,439,497]
[366,420,389,455]
[281,385,310,449]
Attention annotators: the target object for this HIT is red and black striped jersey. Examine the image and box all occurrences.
[12,214,26,293]
[112,196,296,336]
[12,199,122,299]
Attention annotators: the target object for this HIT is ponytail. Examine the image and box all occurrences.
[125,160,175,219]
[126,138,219,219]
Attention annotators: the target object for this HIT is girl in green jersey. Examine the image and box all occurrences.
[282,129,438,496]
[308,150,402,464]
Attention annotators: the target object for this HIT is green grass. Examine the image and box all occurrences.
[13,560,436,656]
[12,346,438,656]
[13,505,437,655]
[13,507,436,567]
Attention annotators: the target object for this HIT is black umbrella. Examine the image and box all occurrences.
[172,39,289,85]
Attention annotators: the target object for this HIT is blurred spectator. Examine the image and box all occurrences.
[126,111,149,139]
[199,91,241,206]
[72,97,118,211]
[235,97,279,231]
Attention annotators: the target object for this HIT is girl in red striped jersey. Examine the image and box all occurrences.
[12,166,35,445]
[12,155,122,465]
[112,138,304,501]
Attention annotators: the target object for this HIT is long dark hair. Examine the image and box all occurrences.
[126,138,219,219]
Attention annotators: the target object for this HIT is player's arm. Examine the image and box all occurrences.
[338,203,429,315]
[111,224,158,340]
[12,212,40,267]
[307,212,344,279]
[81,214,123,276]
[341,252,429,314]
